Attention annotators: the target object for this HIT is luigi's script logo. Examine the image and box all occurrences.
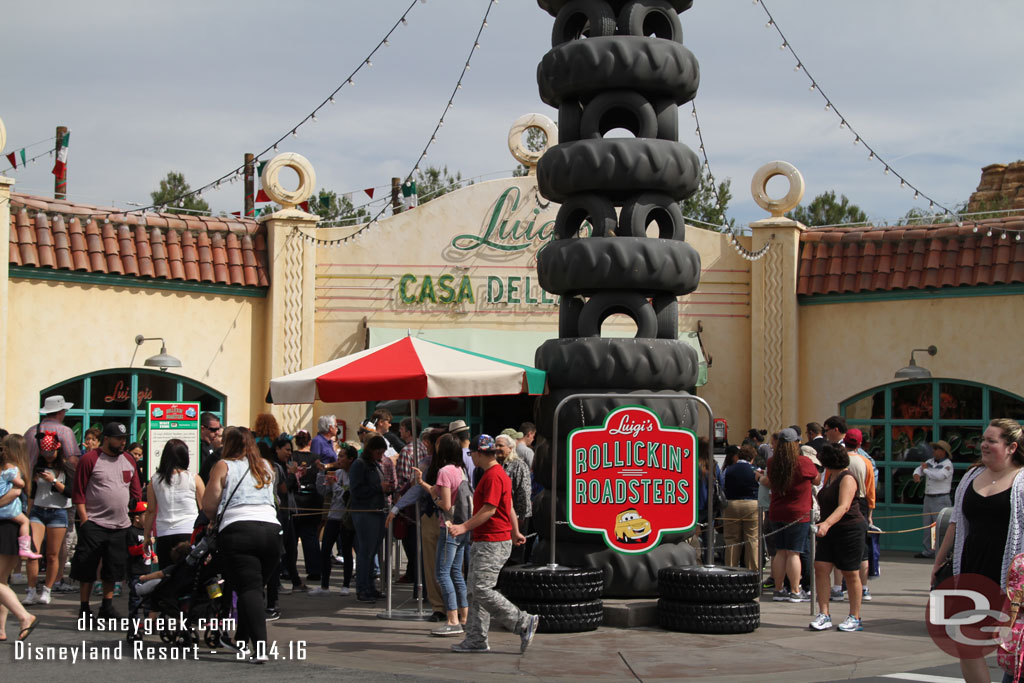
[567,406,697,554]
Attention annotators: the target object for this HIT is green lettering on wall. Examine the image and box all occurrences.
[456,275,475,304]
[524,276,538,304]
[507,276,522,304]
[437,274,456,304]
[418,275,437,304]
[486,276,504,303]
[399,274,417,304]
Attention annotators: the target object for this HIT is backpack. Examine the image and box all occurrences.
[443,471,474,526]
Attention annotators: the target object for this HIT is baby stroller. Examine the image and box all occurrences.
[137,526,230,649]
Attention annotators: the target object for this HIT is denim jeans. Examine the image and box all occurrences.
[351,511,384,595]
[435,525,469,612]
[319,519,355,589]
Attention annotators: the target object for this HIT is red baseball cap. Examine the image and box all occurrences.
[844,428,863,448]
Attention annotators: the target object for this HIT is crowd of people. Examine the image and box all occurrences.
[1,393,1023,675]
[0,398,542,658]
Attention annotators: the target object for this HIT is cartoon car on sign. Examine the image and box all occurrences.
[614,508,652,544]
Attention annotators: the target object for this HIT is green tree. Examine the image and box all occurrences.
[150,171,210,214]
[309,188,369,224]
[679,169,735,231]
[785,190,868,227]
[512,127,549,177]
[414,165,470,205]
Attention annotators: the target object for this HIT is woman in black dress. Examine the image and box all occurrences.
[931,418,1024,683]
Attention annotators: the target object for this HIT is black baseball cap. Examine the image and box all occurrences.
[102,422,129,439]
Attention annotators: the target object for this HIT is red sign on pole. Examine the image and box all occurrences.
[567,406,698,554]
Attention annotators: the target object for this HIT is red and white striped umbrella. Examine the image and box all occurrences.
[268,335,546,404]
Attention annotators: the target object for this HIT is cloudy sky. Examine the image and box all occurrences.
[2,0,1021,228]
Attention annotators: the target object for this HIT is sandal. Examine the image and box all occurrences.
[18,616,39,641]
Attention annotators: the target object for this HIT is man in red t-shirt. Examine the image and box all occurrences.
[447,434,539,654]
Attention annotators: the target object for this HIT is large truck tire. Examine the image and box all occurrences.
[657,565,760,603]
[538,36,699,107]
[538,138,701,204]
[535,337,699,390]
[511,599,604,633]
[657,599,760,634]
[498,565,604,602]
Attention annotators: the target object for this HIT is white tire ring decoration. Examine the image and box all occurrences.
[260,152,317,208]
[750,160,805,217]
[508,113,559,169]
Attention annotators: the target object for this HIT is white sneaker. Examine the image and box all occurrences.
[307,586,331,596]
[24,587,39,605]
[809,613,832,631]
[338,587,350,596]
[39,586,52,604]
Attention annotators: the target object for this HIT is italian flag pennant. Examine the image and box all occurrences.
[19,149,25,165]
[402,180,418,209]
[299,200,311,212]
[52,131,70,178]
[5,152,15,169]
[364,187,375,199]
[254,160,271,202]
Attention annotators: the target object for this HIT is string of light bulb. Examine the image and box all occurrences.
[291,0,497,248]
[753,0,963,225]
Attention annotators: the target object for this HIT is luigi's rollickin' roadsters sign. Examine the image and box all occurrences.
[567,406,698,554]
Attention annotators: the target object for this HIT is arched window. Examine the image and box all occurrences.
[840,379,1024,549]
[39,368,225,447]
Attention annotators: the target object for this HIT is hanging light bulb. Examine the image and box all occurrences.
[766,20,774,27]
[329,96,335,104]
[366,59,372,67]
[311,114,318,122]
[914,191,919,200]
[780,43,787,50]
[884,167,890,175]
[853,137,860,145]
[824,102,831,111]
[868,152,875,160]
[794,63,802,71]
[383,39,390,46]
[401,17,408,25]
[291,129,297,138]
[273,144,279,152]
[347,78,354,85]
[839,120,846,129]
[809,83,816,91]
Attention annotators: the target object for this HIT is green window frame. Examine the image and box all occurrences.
[39,368,225,448]
[840,378,1024,550]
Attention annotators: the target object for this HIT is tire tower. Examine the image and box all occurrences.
[532,0,704,597]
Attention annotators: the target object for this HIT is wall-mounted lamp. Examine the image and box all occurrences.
[894,345,937,380]
[132,335,182,372]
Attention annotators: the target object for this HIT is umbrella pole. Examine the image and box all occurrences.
[377,398,430,621]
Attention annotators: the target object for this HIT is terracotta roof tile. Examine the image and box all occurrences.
[102,222,122,274]
[799,217,1024,296]
[196,230,215,283]
[85,219,106,273]
[67,217,88,264]
[8,192,267,290]
[241,235,259,287]
[118,224,138,276]
[183,231,201,281]
[16,209,37,266]
[52,215,72,270]
[35,213,55,268]
[150,228,168,279]
[166,229,185,280]
[211,232,229,284]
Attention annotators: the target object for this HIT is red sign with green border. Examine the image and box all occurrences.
[566,406,698,554]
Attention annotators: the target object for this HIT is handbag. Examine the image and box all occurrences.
[999,553,1024,681]
[204,470,247,553]
[931,553,954,590]
[713,477,729,513]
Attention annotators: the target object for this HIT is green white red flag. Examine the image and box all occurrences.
[52,132,70,178]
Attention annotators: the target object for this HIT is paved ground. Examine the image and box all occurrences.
[1,552,1010,682]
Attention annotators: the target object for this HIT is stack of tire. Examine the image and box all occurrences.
[657,566,760,634]
[498,565,605,633]
[529,0,705,598]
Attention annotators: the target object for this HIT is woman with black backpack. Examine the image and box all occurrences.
[412,433,472,637]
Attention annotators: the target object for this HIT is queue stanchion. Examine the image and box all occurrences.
[377,502,430,621]
[808,504,817,616]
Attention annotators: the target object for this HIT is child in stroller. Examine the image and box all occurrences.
[130,526,229,648]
